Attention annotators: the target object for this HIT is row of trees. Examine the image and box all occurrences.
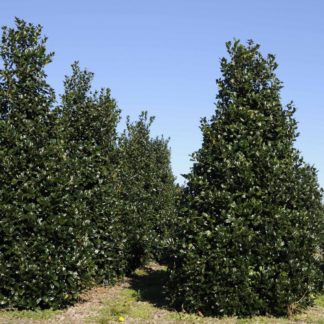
[0,19,176,309]
[0,19,322,317]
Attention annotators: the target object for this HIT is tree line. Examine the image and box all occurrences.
[0,19,323,317]
[0,18,176,309]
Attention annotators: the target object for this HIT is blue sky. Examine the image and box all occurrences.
[1,0,323,187]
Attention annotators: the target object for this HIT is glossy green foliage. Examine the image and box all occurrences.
[117,112,176,271]
[0,19,176,310]
[166,40,323,316]
[59,62,127,284]
[0,19,94,309]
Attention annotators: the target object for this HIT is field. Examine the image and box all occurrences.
[0,263,323,324]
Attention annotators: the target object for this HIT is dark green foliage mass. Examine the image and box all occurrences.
[166,40,323,317]
[59,62,127,284]
[1,17,322,316]
[117,112,176,271]
[0,19,176,310]
[0,19,94,309]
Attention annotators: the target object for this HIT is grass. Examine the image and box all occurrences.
[1,264,323,323]
[315,295,324,307]
[92,289,155,323]
[91,265,168,323]
[0,308,62,321]
[93,264,324,323]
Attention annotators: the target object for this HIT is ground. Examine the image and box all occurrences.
[0,263,323,324]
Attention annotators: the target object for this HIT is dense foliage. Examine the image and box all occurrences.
[0,18,322,316]
[0,19,176,309]
[117,112,176,271]
[59,62,127,284]
[166,40,323,317]
[0,19,94,309]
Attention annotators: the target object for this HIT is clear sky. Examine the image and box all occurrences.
[1,0,323,187]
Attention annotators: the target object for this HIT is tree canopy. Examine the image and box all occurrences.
[166,40,323,316]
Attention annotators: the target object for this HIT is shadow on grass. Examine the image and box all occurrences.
[129,265,170,309]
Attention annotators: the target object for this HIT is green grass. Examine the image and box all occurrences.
[1,264,323,323]
[92,288,156,323]
[315,295,324,307]
[92,266,168,323]
[0,308,62,321]
[93,264,324,323]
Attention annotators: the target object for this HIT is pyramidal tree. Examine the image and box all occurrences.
[117,112,176,271]
[167,40,323,316]
[0,19,92,309]
[59,62,126,283]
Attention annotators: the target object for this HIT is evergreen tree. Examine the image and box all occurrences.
[0,19,95,309]
[167,40,323,316]
[117,112,176,271]
[0,18,177,309]
[60,62,126,283]
[149,134,177,262]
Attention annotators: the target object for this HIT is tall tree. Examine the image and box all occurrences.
[0,19,92,309]
[60,62,126,283]
[167,40,323,316]
[117,112,176,271]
